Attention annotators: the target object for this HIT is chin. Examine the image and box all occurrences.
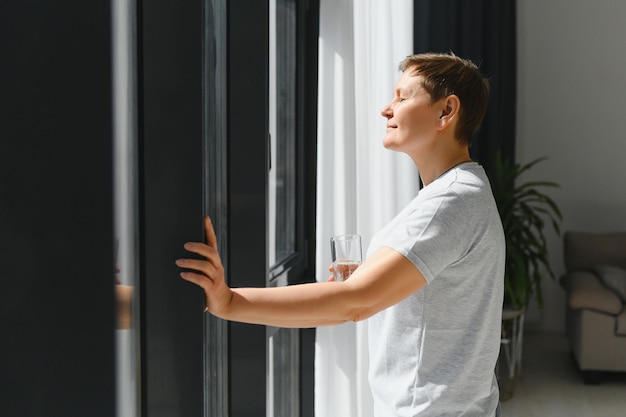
[382,136,395,150]
[382,139,399,151]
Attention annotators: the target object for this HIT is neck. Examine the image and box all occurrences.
[416,149,472,186]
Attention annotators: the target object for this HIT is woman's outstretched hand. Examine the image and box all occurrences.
[176,216,233,317]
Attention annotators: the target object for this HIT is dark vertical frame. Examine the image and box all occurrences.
[296,0,319,286]
[227,0,270,415]
[138,0,206,414]
[297,3,320,414]
[0,1,116,416]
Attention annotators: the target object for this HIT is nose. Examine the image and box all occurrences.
[381,101,393,119]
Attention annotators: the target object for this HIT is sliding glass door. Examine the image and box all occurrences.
[115,1,319,416]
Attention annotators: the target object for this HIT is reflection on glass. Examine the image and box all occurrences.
[267,328,300,417]
[113,0,140,415]
[269,0,297,267]
[268,2,301,416]
[203,1,229,416]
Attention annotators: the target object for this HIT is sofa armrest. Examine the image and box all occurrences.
[561,270,623,315]
[617,308,626,336]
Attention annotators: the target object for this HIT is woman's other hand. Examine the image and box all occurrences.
[328,263,336,281]
[328,262,360,282]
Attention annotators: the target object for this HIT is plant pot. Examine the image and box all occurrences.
[496,307,525,401]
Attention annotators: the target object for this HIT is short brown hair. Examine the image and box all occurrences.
[399,52,490,145]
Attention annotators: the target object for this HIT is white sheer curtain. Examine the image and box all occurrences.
[315,1,415,416]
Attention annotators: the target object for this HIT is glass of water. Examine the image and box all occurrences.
[330,234,362,281]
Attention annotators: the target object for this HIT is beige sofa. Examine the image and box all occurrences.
[560,231,626,384]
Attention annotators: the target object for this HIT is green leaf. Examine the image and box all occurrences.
[491,151,563,310]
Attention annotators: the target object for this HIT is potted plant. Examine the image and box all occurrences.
[492,151,563,310]
[490,150,563,400]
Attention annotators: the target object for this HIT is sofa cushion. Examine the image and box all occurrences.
[592,264,626,303]
[563,270,623,315]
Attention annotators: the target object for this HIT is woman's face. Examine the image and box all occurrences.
[381,72,441,155]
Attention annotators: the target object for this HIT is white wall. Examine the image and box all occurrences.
[517,0,626,332]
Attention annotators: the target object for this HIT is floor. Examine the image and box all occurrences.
[500,332,626,417]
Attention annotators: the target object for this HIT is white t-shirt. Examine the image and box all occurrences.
[367,162,505,417]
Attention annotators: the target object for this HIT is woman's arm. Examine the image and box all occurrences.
[176,216,426,328]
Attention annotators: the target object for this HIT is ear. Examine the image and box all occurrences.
[436,95,460,131]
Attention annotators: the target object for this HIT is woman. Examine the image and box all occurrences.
[176,52,504,417]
